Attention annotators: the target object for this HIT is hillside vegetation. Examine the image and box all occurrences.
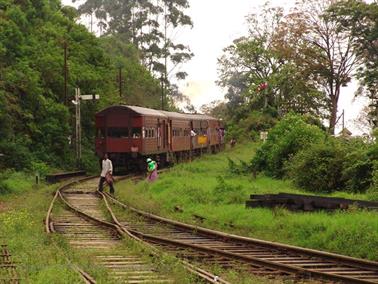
[0,0,164,175]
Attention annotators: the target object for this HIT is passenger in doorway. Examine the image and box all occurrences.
[146,158,158,182]
[98,153,115,194]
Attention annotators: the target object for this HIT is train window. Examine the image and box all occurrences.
[97,128,105,138]
[132,128,141,138]
[144,128,156,138]
[173,128,180,137]
[108,128,129,138]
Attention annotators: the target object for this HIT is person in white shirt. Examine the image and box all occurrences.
[98,153,115,194]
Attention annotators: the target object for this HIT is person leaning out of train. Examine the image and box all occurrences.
[146,158,158,182]
[98,153,115,194]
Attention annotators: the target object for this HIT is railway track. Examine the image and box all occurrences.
[46,177,228,284]
[0,244,19,283]
[101,189,378,284]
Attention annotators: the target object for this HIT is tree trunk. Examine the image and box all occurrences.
[329,96,338,135]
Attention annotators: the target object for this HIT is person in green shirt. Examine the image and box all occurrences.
[146,158,158,182]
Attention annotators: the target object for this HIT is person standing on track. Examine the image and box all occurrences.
[146,158,158,182]
[98,153,115,194]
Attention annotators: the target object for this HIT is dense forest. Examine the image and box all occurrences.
[0,0,192,173]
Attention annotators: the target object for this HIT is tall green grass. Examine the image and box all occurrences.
[116,142,378,261]
[0,180,117,282]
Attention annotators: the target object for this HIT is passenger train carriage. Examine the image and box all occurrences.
[95,105,224,171]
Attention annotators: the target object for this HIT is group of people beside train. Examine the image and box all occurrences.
[98,153,159,194]
[97,126,231,194]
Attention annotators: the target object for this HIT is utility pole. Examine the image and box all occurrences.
[64,42,68,105]
[72,89,100,168]
[161,76,164,110]
[74,88,81,168]
[342,109,345,131]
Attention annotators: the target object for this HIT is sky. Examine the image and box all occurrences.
[62,0,369,134]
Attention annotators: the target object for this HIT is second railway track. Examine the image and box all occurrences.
[100,179,378,284]
[46,175,378,283]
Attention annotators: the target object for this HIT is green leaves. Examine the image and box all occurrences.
[0,0,163,171]
[77,0,193,100]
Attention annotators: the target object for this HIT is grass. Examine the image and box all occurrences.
[115,142,378,261]
[106,194,295,284]
[0,182,85,283]
[0,173,201,283]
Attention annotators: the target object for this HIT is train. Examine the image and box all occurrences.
[95,105,225,171]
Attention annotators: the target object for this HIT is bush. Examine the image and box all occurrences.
[226,111,277,142]
[0,138,33,171]
[227,158,251,175]
[213,176,244,204]
[252,113,325,177]
[287,140,346,192]
[31,161,50,177]
[341,139,374,193]
[239,111,277,133]
[367,161,378,201]
[0,171,33,195]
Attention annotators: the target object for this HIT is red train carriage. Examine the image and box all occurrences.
[95,105,224,171]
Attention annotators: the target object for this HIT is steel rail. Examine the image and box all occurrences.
[55,177,227,283]
[98,190,230,284]
[45,177,98,284]
[104,192,378,284]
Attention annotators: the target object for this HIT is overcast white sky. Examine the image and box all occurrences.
[62,0,369,134]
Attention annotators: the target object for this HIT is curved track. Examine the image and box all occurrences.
[46,177,228,284]
[102,190,378,284]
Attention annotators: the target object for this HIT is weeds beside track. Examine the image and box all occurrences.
[102,187,378,284]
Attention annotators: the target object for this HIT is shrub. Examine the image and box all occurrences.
[227,158,251,175]
[0,138,33,171]
[252,113,325,177]
[287,140,345,192]
[341,139,374,193]
[30,161,50,177]
[367,161,378,201]
[0,179,11,194]
[239,111,277,133]
[213,176,244,204]
[226,111,277,142]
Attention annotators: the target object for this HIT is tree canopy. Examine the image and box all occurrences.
[217,0,377,135]
[0,0,162,171]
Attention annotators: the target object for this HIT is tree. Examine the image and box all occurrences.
[327,0,378,128]
[284,0,357,134]
[217,5,325,122]
[0,0,162,171]
[76,0,194,109]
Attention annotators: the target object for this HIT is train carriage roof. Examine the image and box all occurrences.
[160,110,194,120]
[96,105,218,121]
[96,105,167,118]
